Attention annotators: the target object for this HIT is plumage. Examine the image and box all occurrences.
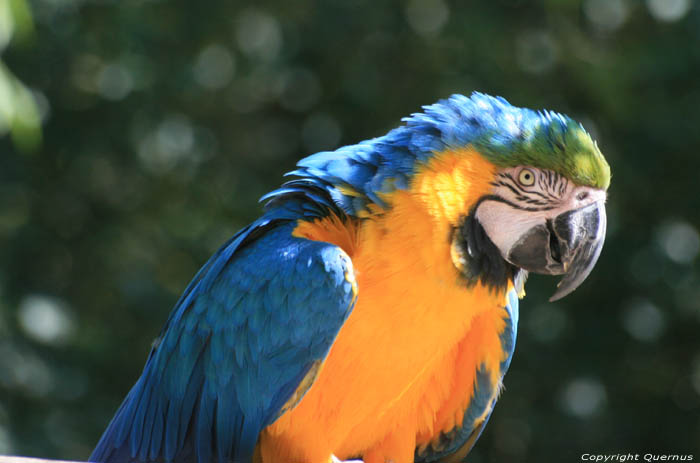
[92,207,357,463]
[91,93,610,463]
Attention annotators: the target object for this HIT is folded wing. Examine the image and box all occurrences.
[90,215,357,463]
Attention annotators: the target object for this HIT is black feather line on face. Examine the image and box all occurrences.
[477,194,556,212]
[452,199,521,293]
[498,170,566,206]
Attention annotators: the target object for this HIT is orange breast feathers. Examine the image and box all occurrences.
[260,150,513,463]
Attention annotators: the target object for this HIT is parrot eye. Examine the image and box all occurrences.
[518,168,536,186]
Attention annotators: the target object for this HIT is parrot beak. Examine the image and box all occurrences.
[507,201,607,302]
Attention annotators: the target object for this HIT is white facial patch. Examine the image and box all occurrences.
[475,201,549,262]
[475,166,607,261]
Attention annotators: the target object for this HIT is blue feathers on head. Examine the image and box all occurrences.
[263,92,609,218]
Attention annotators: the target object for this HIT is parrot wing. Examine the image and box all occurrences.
[90,206,357,463]
[416,288,519,463]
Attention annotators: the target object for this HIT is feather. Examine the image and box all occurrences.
[90,211,357,463]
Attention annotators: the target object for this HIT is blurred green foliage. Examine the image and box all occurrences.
[0,0,41,152]
[1,0,699,461]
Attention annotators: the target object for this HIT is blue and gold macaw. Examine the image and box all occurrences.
[90,93,610,463]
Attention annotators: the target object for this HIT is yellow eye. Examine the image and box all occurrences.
[518,168,536,186]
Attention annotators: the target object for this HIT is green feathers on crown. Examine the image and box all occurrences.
[477,114,610,190]
[417,93,611,190]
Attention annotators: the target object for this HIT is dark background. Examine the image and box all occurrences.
[1,0,699,461]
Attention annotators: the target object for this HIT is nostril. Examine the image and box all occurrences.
[576,191,589,202]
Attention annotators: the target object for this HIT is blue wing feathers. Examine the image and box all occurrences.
[176,360,205,458]
[194,389,214,463]
[500,289,519,372]
[164,400,179,461]
[130,380,152,455]
[138,394,156,460]
[91,194,357,463]
[146,398,164,460]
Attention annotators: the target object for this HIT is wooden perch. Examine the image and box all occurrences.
[0,455,364,463]
[0,457,87,463]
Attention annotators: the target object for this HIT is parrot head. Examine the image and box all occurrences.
[469,165,607,301]
[282,92,611,301]
[436,94,611,301]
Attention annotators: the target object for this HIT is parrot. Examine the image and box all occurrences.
[90,92,610,463]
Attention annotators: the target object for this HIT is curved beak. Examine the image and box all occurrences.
[507,201,607,302]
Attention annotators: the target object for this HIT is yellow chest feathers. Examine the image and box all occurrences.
[262,151,512,462]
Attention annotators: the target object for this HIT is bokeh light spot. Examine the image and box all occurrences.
[235,9,282,61]
[97,62,133,100]
[516,31,559,74]
[656,220,699,264]
[193,44,235,90]
[157,115,194,154]
[0,425,12,453]
[0,1,14,49]
[0,341,55,397]
[583,0,629,31]
[17,294,75,345]
[560,377,607,418]
[405,0,449,37]
[621,298,666,342]
[647,0,691,22]
[691,354,700,398]
[138,114,197,174]
[31,88,51,123]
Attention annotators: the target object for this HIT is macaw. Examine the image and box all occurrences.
[90,93,610,463]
